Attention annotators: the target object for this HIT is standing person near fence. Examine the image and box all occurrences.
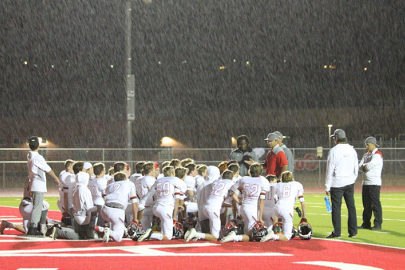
[274,131,294,173]
[325,129,358,239]
[358,137,383,230]
[26,136,60,236]
[262,133,288,179]
[229,135,258,177]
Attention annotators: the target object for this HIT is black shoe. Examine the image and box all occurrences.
[371,225,382,230]
[45,224,61,237]
[27,227,44,237]
[358,225,371,229]
[326,232,341,239]
[348,234,357,238]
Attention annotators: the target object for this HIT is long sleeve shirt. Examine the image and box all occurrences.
[325,143,358,191]
[359,148,383,186]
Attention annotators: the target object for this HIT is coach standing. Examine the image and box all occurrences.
[358,137,383,230]
[262,133,288,179]
[27,136,60,236]
[325,129,358,238]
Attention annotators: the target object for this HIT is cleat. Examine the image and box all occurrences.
[0,220,9,234]
[371,225,382,230]
[348,234,356,239]
[326,232,341,239]
[260,230,275,242]
[137,228,152,242]
[358,225,371,230]
[103,227,111,243]
[27,226,44,237]
[220,231,237,243]
[51,227,58,240]
[185,228,197,242]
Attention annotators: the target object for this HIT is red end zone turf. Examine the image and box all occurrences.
[1,207,404,270]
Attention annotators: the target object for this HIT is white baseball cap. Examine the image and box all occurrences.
[84,162,93,170]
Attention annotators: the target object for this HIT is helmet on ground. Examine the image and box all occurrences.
[128,221,145,241]
[173,220,184,239]
[298,219,312,240]
[183,213,197,234]
[223,218,244,236]
[251,221,268,242]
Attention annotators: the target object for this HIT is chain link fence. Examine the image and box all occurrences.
[1,147,404,193]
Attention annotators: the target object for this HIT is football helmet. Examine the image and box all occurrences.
[251,221,268,242]
[223,219,244,236]
[172,220,184,239]
[128,221,145,241]
[183,213,197,234]
[298,218,312,240]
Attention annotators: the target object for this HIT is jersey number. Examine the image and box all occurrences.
[242,183,259,198]
[211,182,226,197]
[282,184,291,198]
[157,181,171,197]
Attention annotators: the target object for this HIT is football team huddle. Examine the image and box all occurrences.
[1,156,312,243]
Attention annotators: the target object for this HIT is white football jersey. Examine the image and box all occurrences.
[136,175,156,207]
[105,180,138,209]
[232,176,270,207]
[150,176,187,206]
[205,179,235,212]
[88,176,108,206]
[27,151,52,192]
[264,182,277,209]
[184,175,196,191]
[66,174,76,209]
[275,181,304,210]
[195,175,205,189]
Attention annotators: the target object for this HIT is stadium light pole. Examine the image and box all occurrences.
[126,1,135,162]
[328,124,333,148]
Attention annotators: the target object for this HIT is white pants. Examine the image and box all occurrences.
[101,206,125,242]
[153,204,174,240]
[19,199,49,232]
[141,207,154,230]
[203,206,221,239]
[262,207,276,230]
[275,205,293,240]
[240,205,257,234]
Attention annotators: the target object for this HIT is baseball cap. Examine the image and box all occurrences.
[330,129,346,139]
[84,162,93,170]
[365,136,379,147]
[28,136,39,145]
[274,131,283,139]
[264,133,279,141]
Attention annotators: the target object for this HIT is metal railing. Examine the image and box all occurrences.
[1,147,404,191]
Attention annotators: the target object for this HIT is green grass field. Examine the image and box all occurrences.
[1,193,404,248]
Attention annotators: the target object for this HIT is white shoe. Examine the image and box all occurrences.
[103,227,111,243]
[137,228,152,242]
[260,230,275,242]
[0,220,9,234]
[185,228,197,242]
[220,231,237,243]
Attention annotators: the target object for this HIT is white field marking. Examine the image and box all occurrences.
[306,212,405,222]
[372,231,390,234]
[18,269,58,270]
[315,237,405,250]
[0,216,18,218]
[0,242,292,257]
[294,261,383,270]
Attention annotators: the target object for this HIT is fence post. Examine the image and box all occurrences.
[2,163,5,190]
[318,159,321,187]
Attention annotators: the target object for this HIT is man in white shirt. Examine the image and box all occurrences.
[26,136,60,236]
[358,136,383,230]
[221,163,270,243]
[325,129,358,239]
[134,162,156,230]
[137,166,187,242]
[101,172,139,243]
[185,170,236,241]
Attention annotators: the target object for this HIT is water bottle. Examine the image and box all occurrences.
[324,196,332,213]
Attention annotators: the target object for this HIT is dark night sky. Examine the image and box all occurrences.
[1,0,405,148]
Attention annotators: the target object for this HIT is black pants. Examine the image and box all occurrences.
[330,183,357,236]
[362,185,382,227]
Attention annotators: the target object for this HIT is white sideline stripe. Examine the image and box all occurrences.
[0,242,292,257]
[18,269,58,270]
[295,261,383,270]
[1,253,291,257]
[306,212,405,222]
[0,216,18,218]
[315,238,405,250]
